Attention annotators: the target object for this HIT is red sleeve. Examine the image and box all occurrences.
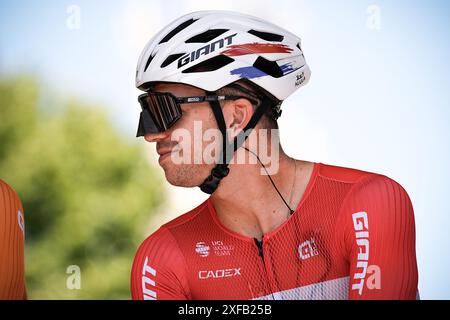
[0,180,27,300]
[131,227,191,300]
[339,174,418,300]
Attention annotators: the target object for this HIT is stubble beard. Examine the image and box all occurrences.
[162,161,213,187]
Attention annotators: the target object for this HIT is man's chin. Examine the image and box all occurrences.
[162,168,205,188]
[165,176,202,188]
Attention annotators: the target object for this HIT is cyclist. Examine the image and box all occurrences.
[131,10,418,300]
[0,179,27,299]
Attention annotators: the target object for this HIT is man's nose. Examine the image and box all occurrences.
[144,131,169,143]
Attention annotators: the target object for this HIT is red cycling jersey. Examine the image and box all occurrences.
[0,179,27,300]
[131,163,418,300]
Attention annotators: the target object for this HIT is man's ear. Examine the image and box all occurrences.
[223,98,254,138]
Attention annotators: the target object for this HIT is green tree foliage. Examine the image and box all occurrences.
[0,76,163,299]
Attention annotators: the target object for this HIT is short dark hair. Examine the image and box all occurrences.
[216,80,280,129]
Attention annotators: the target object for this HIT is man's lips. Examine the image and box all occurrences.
[156,142,181,164]
[156,149,171,164]
[157,145,182,164]
[157,149,172,157]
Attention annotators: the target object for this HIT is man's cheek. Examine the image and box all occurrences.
[170,128,191,165]
[203,128,222,165]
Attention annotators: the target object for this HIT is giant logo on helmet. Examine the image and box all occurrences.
[177,33,237,69]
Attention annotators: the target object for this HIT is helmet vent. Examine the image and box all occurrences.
[182,55,234,73]
[159,18,198,44]
[253,57,283,78]
[185,29,229,43]
[144,53,155,72]
[161,53,186,68]
[248,30,284,42]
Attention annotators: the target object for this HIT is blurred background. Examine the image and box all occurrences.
[0,0,449,299]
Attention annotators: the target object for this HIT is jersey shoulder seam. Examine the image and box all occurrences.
[333,173,384,261]
[158,225,193,299]
[162,200,209,230]
[338,173,385,215]
[317,170,376,185]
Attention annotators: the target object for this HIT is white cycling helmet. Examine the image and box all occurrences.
[136,10,310,101]
[136,10,311,195]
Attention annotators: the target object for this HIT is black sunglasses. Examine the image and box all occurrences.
[136,92,258,136]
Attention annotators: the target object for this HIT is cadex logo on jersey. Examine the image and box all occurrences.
[177,33,237,69]
[198,268,242,280]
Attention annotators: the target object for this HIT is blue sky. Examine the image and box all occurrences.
[1,0,450,299]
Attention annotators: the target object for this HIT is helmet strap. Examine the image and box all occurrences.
[199,94,270,194]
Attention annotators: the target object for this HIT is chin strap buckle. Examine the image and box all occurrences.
[198,95,272,195]
[199,164,230,194]
[271,102,283,120]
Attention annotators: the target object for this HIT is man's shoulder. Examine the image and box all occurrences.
[135,199,211,254]
[317,162,409,195]
[317,162,377,184]
[0,179,20,201]
[161,198,211,230]
[0,179,23,218]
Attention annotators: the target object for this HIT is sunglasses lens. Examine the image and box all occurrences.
[138,93,182,135]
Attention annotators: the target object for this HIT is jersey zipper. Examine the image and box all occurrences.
[253,236,276,299]
[254,237,264,262]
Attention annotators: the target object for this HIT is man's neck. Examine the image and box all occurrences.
[210,152,315,241]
